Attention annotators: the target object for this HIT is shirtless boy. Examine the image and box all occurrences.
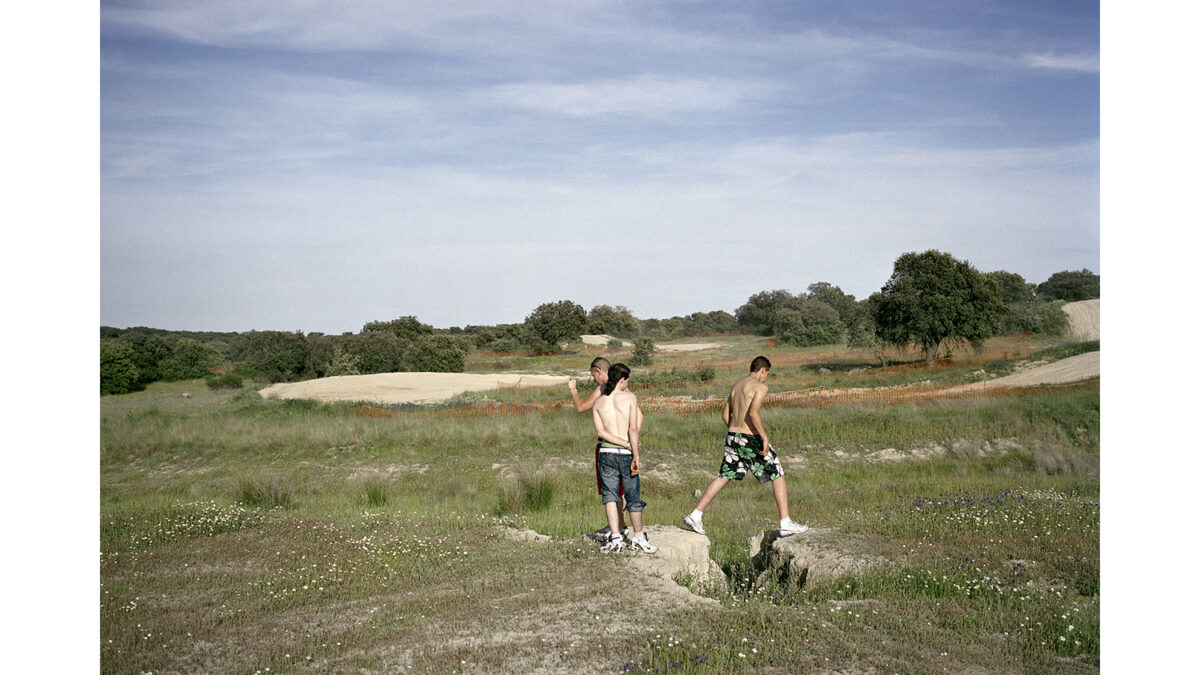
[683,355,808,537]
[592,363,656,553]
[569,357,628,536]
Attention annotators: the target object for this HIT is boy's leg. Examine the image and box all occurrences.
[621,460,646,533]
[605,501,622,535]
[618,495,627,530]
[694,476,729,512]
[771,475,790,521]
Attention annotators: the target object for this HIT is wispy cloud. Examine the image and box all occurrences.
[481,75,770,118]
[1022,51,1100,73]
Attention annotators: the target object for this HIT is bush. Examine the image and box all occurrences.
[999,301,1070,336]
[494,470,556,515]
[606,338,623,350]
[630,337,656,366]
[359,477,393,508]
[205,372,244,390]
[100,340,141,395]
[405,334,466,372]
[238,474,293,509]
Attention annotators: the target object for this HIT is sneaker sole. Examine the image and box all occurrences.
[682,518,705,536]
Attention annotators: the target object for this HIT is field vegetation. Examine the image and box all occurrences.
[101,333,1099,672]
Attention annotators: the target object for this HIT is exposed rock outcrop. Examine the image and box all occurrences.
[626,525,726,600]
[749,527,887,590]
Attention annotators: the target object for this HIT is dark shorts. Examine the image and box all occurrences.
[598,453,645,512]
[595,441,625,497]
[718,432,785,483]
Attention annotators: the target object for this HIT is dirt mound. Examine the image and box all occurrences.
[259,372,570,405]
[580,334,631,347]
[1062,299,1099,341]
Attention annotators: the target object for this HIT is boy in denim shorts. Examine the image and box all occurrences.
[683,356,808,537]
[592,363,655,553]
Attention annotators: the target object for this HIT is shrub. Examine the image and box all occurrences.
[630,337,655,366]
[494,471,556,515]
[205,372,244,390]
[404,334,466,372]
[359,477,392,508]
[238,474,293,509]
[100,340,141,395]
[999,301,1070,336]
[606,338,623,350]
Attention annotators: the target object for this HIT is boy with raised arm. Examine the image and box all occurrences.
[683,355,808,537]
[568,357,628,537]
[592,363,656,553]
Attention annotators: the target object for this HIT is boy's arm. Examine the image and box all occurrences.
[746,385,770,455]
[721,394,732,427]
[592,403,629,448]
[569,380,602,412]
[628,396,643,475]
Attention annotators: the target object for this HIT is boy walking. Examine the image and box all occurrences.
[683,356,808,537]
[592,363,656,553]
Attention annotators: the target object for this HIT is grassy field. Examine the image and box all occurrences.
[101,339,1099,673]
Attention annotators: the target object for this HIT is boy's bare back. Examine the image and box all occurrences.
[725,375,767,435]
[594,390,641,445]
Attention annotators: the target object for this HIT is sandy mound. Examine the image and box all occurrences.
[259,372,570,405]
[655,342,722,352]
[580,334,632,347]
[1062,299,1099,341]
[948,351,1099,393]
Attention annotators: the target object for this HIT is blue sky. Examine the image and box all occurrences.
[100,0,1100,333]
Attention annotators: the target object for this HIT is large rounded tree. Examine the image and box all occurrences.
[524,300,587,352]
[870,250,1005,360]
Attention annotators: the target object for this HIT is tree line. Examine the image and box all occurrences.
[100,253,1098,394]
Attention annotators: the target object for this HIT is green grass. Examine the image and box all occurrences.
[101,341,1100,673]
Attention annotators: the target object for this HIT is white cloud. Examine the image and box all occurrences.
[481,75,769,118]
[1022,51,1100,73]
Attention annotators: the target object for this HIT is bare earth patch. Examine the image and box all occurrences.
[259,372,570,405]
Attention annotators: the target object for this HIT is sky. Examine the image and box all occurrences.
[98,0,1101,334]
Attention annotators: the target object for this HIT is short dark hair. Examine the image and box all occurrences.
[750,355,771,373]
[590,357,610,371]
[602,362,631,396]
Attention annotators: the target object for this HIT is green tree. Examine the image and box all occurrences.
[345,332,407,374]
[1037,269,1100,302]
[123,332,171,386]
[586,305,640,338]
[160,338,222,381]
[804,282,863,332]
[985,271,1036,304]
[524,300,587,352]
[404,335,467,373]
[361,316,434,342]
[999,301,1070,336]
[100,340,141,395]
[735,290,804,336]
[870,250,1006,360]
[237,330,311,382]
[776,299,844,347]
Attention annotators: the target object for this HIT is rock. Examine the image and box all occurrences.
[180,392,192,398]
[627,525,726,601]
[500,526,551,543]
[693,489,703,499]
[818,367,832,374]
[749,527,886,590]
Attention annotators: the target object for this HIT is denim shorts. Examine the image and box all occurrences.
[598,453,646,512]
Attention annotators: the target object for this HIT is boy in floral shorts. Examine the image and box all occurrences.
[683,356,808,537]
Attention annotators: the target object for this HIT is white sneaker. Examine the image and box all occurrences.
[682,514,705,535]
[779,518,809,536]
[600,534,625,553]
[628,532,657,554]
